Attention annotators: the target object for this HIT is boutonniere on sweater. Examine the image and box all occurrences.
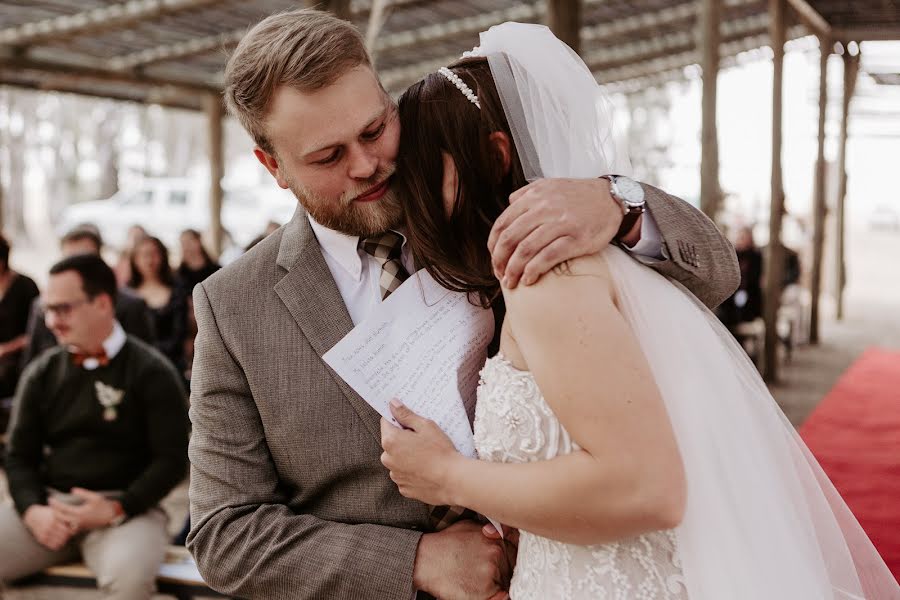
[95,381,125,422]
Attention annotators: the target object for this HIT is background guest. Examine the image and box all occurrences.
[114,224,148,288]
[176,229,220,293]
[20,227,156,368]
[0,235,40,437]
[718,225,763,328]
[1,254,188,599]
[176,230,219,385]
[128,236,187,373]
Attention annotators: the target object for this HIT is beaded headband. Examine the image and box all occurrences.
[438,67,480,109]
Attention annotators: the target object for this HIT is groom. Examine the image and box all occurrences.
[187,8,738,600]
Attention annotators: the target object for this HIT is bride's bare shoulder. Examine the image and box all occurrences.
[501,251,614,307]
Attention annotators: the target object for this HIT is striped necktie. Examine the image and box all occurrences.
[360,231,477,531]
[358,231,410,300]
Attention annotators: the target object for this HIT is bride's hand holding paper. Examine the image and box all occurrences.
[380,399,468,507]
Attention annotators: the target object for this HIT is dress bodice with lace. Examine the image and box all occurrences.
[474,354,688,599]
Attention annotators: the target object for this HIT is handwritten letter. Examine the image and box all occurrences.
[323,270,494,457]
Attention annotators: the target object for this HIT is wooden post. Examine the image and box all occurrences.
[764,0,786,383]
[205,93,224,259]
[547,0,582,55]
[809,38,830,343]
[698,0,721,220]
[835,49,859,320]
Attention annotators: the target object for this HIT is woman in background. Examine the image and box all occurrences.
[176,229,220,293]
[128,236,187,374]
[0,235,39,400]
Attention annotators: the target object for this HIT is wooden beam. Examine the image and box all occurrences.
[547,0,583,55]
[595,26,807,87]
[0,0,220,47]
[109,30,245,70]
[831,27,900,42]
[0,74,205,111]
[783,0,831,38]
[698,0,721,220]
[350,0,431,18]
[809,36,830,343]
[379,54,459,92]
[374,3,541,53]
[205,94,224,258]
[0,55,220,94]
[380,17,806,95]
[584,13,770,72]
[582,2,694,45]
[835,50,859,320]
[375,0,758,57]
[763,0,786,382]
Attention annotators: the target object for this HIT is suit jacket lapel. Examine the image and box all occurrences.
[274,208,384,442]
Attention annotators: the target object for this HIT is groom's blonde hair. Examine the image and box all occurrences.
[224,8,371,154]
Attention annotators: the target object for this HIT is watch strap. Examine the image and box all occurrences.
[616,208,642,240]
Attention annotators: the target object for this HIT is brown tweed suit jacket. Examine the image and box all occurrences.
[187,184,738,599]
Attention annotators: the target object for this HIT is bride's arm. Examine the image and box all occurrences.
[382,254,686,546]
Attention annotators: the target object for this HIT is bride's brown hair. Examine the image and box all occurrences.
[396,57,528,308]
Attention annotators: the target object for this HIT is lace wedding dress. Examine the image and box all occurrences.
[474,353,688,600]
[469,245,897,600]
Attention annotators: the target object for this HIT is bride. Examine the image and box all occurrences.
[378,22,899,600]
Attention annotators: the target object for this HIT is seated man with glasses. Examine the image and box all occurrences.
[20,226,157,369]
[0,254,189,600]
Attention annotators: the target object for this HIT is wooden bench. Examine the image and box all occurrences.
[36,545,227,599]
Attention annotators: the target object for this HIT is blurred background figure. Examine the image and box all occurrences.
[128,236,187,377]
[0,254,189,598]
[718,225,764,329]
[176,229,220,293]
[0,235,40,437]
[114,225,148,288]
[243,220,283,253]
[20,227,156,368]
[176,229,220,384]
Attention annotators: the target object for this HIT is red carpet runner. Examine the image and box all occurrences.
[799,347,900,583]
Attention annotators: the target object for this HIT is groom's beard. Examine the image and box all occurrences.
[285,163,403,237]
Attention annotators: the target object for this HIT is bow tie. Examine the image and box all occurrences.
[71,349,110,368]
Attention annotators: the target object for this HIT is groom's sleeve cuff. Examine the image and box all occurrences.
[621,207,665,263]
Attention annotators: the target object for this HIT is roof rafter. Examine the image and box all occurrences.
[374,2,543,53]
[108,29,246,70]
[0,0,221,47]
[832,26,900,42]
[784,0,831,38]
[380,13,784,93]
[0,72,204,111]
[598,25,807,89]
[0,54,219,94]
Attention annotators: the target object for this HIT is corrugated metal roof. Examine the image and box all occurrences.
[0,0,896,108]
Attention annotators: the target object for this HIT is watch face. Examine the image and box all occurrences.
[614,176,645,207]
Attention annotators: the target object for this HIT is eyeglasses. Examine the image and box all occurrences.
[42,298,89,318]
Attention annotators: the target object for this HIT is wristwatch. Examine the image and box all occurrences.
[601,175,645,240]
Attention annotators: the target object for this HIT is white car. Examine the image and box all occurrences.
[57,178,298,250]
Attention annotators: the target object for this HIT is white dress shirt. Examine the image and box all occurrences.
[308,216,417,326]
[308,209,664,323]
[76,321,127,370]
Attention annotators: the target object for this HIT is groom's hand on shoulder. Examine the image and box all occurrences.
[489,178,625,288]
[414,519,511,599]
